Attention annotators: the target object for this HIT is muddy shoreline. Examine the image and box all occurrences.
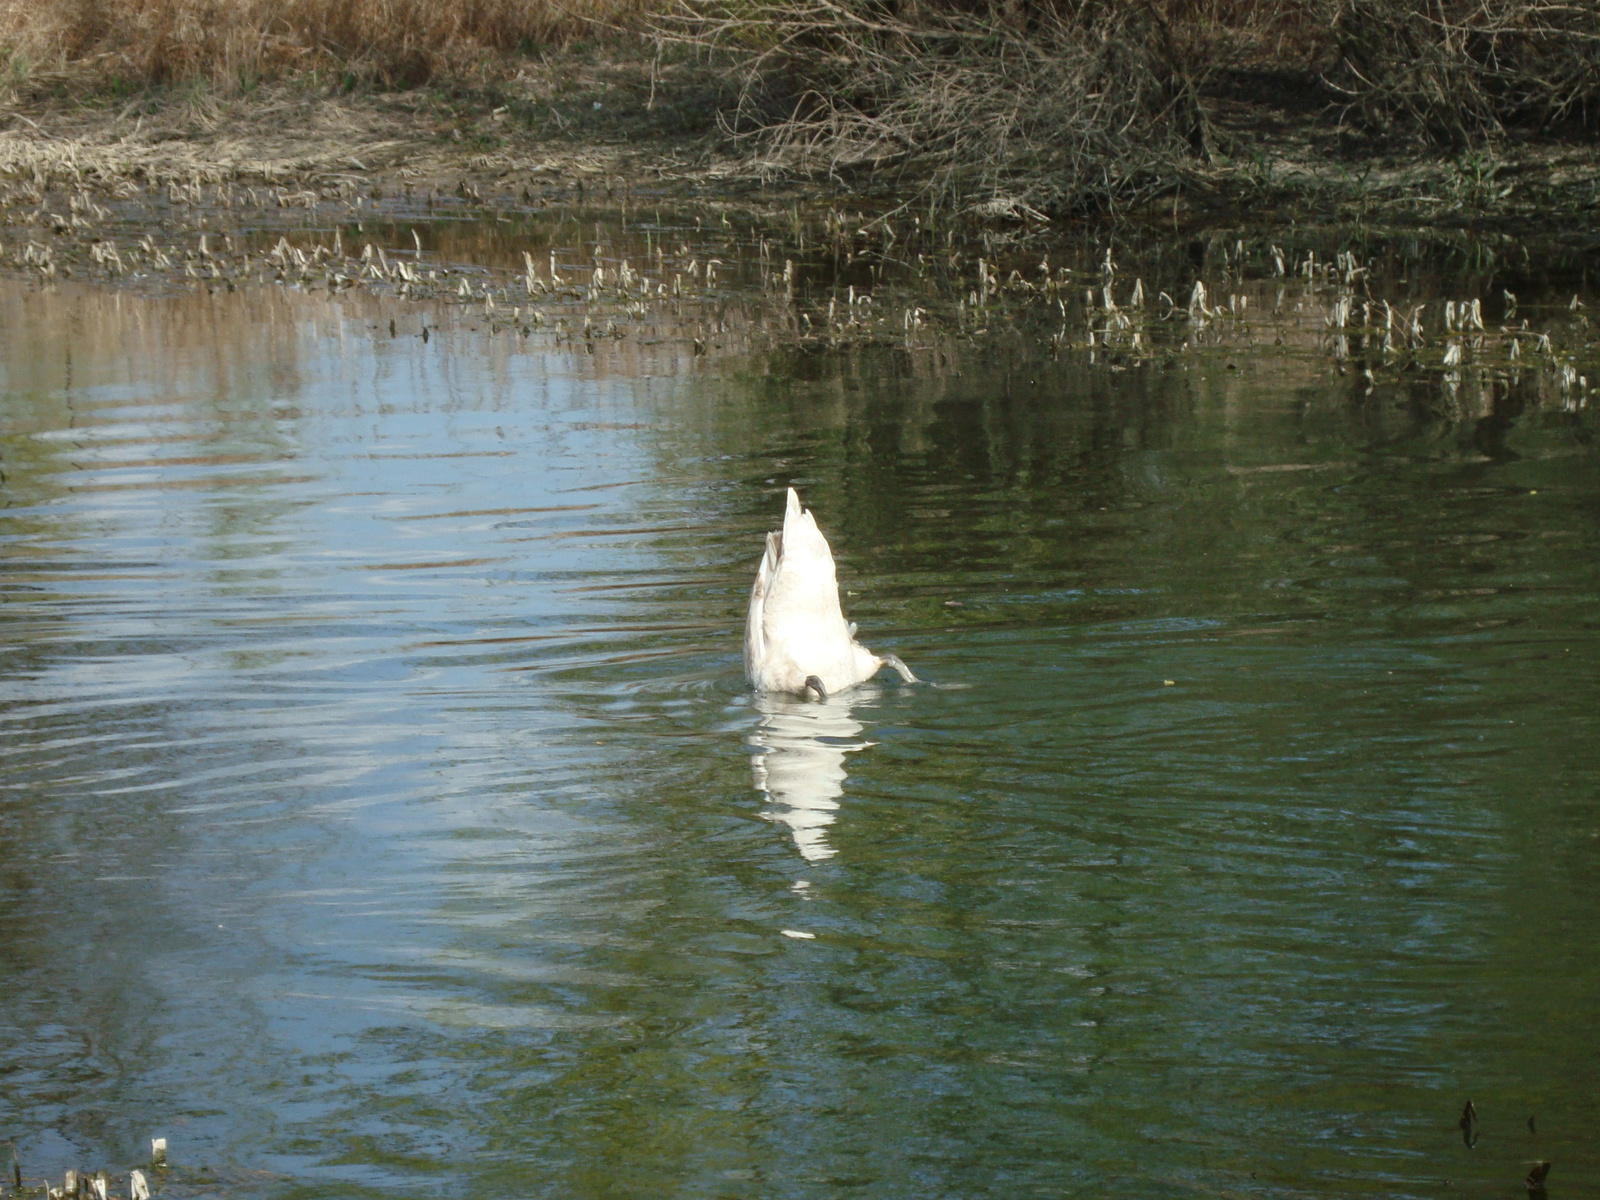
[0,74,1596,416]
[4,75,1600,240]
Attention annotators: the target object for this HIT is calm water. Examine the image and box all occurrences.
[1,248,1598,1200]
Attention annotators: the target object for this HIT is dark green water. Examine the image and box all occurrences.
[0,251,1597,1200]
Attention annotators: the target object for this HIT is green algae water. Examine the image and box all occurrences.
[0,240,1597,1200]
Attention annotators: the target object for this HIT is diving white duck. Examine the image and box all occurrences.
[744,487,917,699]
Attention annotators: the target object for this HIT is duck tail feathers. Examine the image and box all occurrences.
[745,530,781,676]
[781,487,825,551]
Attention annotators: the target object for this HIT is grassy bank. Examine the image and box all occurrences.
[1,0,1599,220]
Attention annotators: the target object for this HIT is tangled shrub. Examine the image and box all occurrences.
[1326,0,1600,142]
[663,0,1258,214]
[669,0,1600,210]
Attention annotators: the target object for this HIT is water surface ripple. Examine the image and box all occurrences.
[1,275,1597,1200]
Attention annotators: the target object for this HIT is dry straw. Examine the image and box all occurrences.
[0,0,639,87]
[1327,0,1600,141]
[1,0,1596,214]
[661,0,1600,212]
[657,0,1267,214]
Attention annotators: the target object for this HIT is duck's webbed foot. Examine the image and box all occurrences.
[879,654,918,684]
[803,675,828,700]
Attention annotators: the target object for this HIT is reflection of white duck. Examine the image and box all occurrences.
[745,487,917,699]
[749,692,869,861]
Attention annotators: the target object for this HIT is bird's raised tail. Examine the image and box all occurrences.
[746,486,920,697]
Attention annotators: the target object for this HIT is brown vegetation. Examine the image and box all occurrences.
[0,0,1597,216]
[666,0,1600,212]
[0,0,638,88]
[663,0,1281,214]
[1327,0,1600,142]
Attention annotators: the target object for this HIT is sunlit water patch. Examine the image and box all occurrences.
[0,266,1597,1200]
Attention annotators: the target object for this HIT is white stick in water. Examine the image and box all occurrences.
[129,1170,151,1200]
[149,1139,166,1168]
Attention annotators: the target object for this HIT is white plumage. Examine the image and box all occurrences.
[744,487,917,698]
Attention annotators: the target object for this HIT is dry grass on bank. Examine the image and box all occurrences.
[678,0,1600,211]
[665,0,1285,214]
[0,0,640,89]
[665,0,1600,212]
[1,0,1598,216]
[1329,0,1600,144]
